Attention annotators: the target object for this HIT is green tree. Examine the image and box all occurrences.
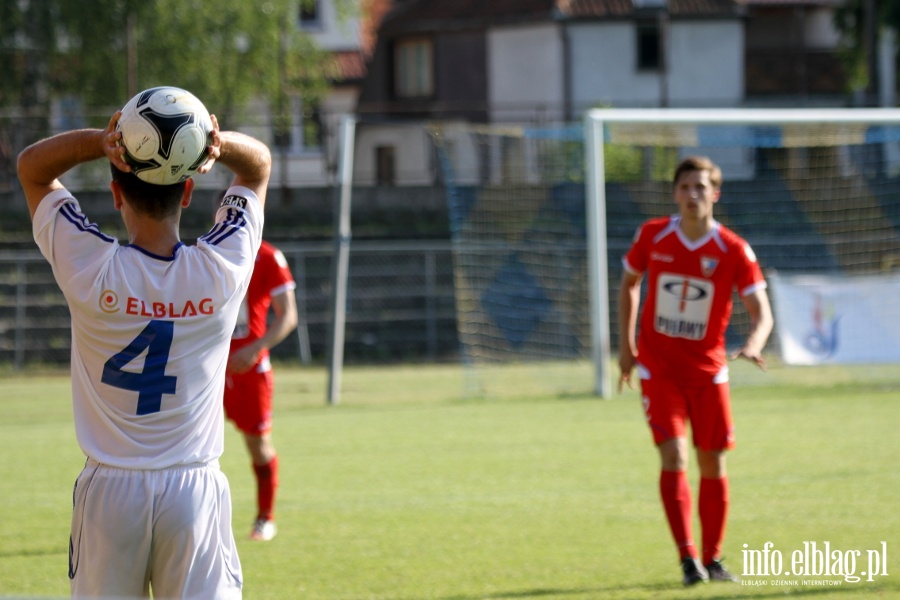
[57,0,337,123]
[833,0,900,100]
[0,0,352,189]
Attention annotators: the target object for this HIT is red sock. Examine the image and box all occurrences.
[660,470,696,560]
[253,455,279,522]
[699,476,729,565]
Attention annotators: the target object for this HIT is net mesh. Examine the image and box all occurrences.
[432,116,900,397]
[432,124,593,396]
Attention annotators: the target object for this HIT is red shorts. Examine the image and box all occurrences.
[224,364,274,436]
[640,373,735,452]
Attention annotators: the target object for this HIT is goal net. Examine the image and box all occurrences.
[432,109,900,398]
[431,123,597,398]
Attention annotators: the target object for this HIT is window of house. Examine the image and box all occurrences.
[272,98,321,154]
[302,104,322,150]
[637,20,662,71]
[376,146,396,185]
[299,0,320,27]
[394,37,434,98]
[273,116,292,153]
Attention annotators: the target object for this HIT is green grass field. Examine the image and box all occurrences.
[1,360,898,599]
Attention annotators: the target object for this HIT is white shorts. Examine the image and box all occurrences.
[69,458,242,599]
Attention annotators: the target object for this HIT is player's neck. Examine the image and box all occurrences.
[127,219,182,257]
[678,214,715,241]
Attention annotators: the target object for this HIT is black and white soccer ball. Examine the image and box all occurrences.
[116,86,213,185]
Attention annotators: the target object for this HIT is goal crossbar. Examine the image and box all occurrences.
[585,108,900,125]
[584,108,900,398]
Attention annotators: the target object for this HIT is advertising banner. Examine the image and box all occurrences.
[768,271,900,365]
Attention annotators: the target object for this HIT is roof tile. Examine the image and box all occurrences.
[381,0,745,31]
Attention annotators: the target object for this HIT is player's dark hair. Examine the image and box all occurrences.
[110,165,187,219]
[673,156,722,189]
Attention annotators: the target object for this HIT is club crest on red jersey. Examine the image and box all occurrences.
[700,256,719,277]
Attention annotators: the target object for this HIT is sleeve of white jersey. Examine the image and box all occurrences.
[200,185,265,282]
[32,188,119,291]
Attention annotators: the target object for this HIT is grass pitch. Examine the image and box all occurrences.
[0,360,897,599]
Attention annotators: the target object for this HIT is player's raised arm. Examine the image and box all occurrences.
[18,129,102,220]
[17,114,129,220]
[203,119,271,209]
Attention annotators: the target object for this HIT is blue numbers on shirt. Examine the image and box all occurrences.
[101,320,177,415]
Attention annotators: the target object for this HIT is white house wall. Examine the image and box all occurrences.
[805,8,841,48]
[263,0,366,192]
[320,87,362,183]
[432,122,481,186]
[568,20,743,110]
[667,21,743,106]
[353,124,435,186]
[569,22,666,109]
[302,0,361,50]
[488,24,566,123]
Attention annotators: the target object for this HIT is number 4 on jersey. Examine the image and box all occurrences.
[101,320,177,415]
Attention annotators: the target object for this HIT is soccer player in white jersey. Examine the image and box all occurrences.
[618,156,773,587]
[17,101,271,599]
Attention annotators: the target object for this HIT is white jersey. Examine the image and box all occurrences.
[33,186,263,469]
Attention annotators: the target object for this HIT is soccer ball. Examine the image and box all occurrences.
[116,86,213,185]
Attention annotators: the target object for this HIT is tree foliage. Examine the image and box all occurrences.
[833,0,900,94]
[1,0,348,124]
[0,0,354,191]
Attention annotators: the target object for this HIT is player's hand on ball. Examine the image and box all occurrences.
[196,114,221,175]
[104,112,131,173]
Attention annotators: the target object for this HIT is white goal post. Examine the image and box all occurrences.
[327,115,356,405]
[585,107,900,396]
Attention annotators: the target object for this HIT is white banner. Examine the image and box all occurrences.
[768,271,900,365]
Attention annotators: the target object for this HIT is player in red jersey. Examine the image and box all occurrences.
[224,239,298,541]
[617,156,773,586]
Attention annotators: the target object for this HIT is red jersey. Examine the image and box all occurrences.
[229,240,296,364]
[623,216,766,384]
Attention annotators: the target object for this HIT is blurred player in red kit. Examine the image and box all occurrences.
[225,239,298,541]
[617,156,773,586]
